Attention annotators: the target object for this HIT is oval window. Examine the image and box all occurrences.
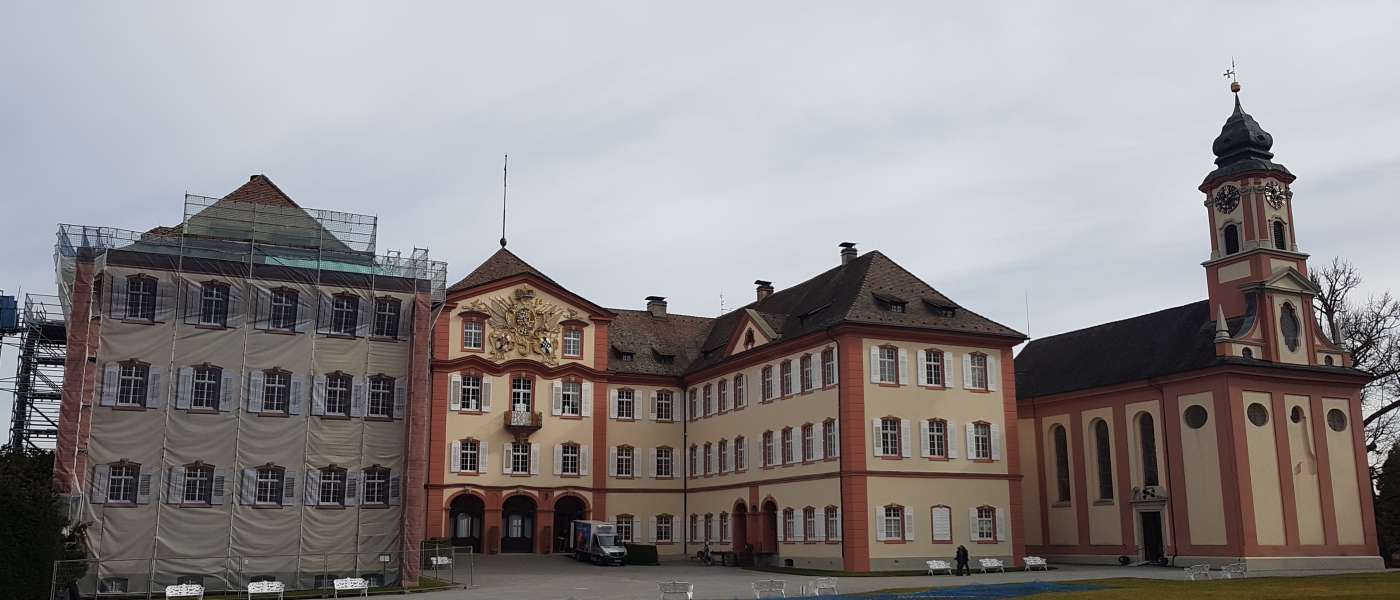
[1325,355,1335,366]
[1290,406,1304,423]
[1327,409,1347,432]
[1183,405,1209,429]
[1247,403,1269,427]
[1241,347,1253,359]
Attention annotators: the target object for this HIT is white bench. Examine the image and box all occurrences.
[165,584,204,599]
[978,558,1005,573]
[752,579,786,598]
[333,577,369,598]
[1219,562,1247,579]
[247,581,285,599]
[1023,556,1048,571]
[658,580,694,600]
[1184,564,1211,581]
[926,559,953,575]
[430,555,453,567]
[808,577,838,596]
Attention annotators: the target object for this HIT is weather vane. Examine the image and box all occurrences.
[1223,58,1240,93]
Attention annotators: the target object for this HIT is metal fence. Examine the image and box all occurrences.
[50,546,475,599]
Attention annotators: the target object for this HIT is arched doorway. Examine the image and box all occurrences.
[732,501,749,555]
[501,495,538,553]
[761,500,779,555]
[553,495,588,553]
[449,494,485,552]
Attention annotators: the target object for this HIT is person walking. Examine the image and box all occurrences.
[955,545,970,576]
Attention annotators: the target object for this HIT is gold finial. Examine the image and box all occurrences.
[1223,58,1240,93]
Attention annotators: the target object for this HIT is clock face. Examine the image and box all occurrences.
[1213,185,1241,213]
[1263,182,1291,209]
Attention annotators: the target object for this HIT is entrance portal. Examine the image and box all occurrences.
[760,500,779,555]
[1140,511,1164,562]
[449,494,486,552]
[732,501,749,553]
[553,495,587,553]
[501,495,538,553]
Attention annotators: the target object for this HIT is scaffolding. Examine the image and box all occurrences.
[2,293,67,450]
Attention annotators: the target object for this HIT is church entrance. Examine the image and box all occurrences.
[552,495,587,553]
[449,494,485,552]
[501,495,537,553]
[1140,511,1164,563]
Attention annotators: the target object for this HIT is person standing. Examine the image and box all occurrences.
[955,545,970,576]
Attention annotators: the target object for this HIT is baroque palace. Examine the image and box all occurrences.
[50,87,1379,594]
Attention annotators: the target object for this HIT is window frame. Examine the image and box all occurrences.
[510,375,534,413]
[822,419,837,459]
[125,275,157,321]
[107,462,140,504]
[924,349,945,387]
[880,417,900,457]
[799,354,814,392]
[460,439,481,473]
[762,431,774,467]
[560,379,583,417]
[655,446,673,479]
[883,505,904,541]
[262,369,291,414]
[560,443,581,477]
[562,326,584,358]
[461,317,485,351]
[780,360,793,397]
[877,346,898,384]
[615,387,634,420]
[367,375,394,419]
[1094,419,1114,501]
[269,287,298,331]
[928,418,948,459]
[761,366,774,402]
[969,353,989,391]
[655,390,674,422]
[780,427,794,465]
[972,421,992,460]
[362,467,390,506]
[615,445,635,478]
[191,364,221,411]
[330,293,359,336]
[821,348,836,388]
[460,373,483,412]
[734,436,746,471]
[801,423,814,462]
[372,296,401,339]
[198,281,230,327]
[318,467,347,507]
[510,442,531,475]
[117,361,150,408]
[975,505,997,542]
[324,372,352,417]
[656,514,674,543]
[254,465,284,506]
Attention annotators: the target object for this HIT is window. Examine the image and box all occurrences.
[100,578,130,594]
[704,514,714,541]
[198,282,230,326]
[117,362,149,407]
[1273,219,1288,250]
[656,515,673,543]
[803,507,816,540]
[1094,420,1113,501]
[1223,223,1241,255]
[880,418,900,457]
[616,446,634,478]
[780,428,793,464]
[373,297,401,338]
[720,512,730,542]
[688,445,698,477]
[930,505,953,542]
[780,361,793,396]
[511,376,533,412]
[718,379,728,412]
[1053,425,1071,503]
[331,294,359,335]
[735,436,746,470]
[825,507,839,541]
[191,365,221,410]
[1139,413,1159,487]
[821,348,836,387]
[460,439,480,472]
[883,506,903,540]
[801,424,814,461]
[319,468,346,506]
[744,329,755,350]
[761,366,774,401]
[689,514,700,542]
[125,275,157,320]
[687,389,698,421]
[510,442,531,475]
[719,439,730,472]
[928,419,947,458]
[733,374,745,408]
[972,422,992,460]
[800,354,813,391]
[703,384,713,416]
[783,508,795,541]
[255,466,284,505]
[1247,402,1269,426]
[270,288,298,331]
[325,373,352,416]
[615,388,634,419]
[368,376,394,418]
[616,515,634,542]
[561,381,582,417]
[1281,303,1301,351]
[461,375,482,411]
[822,420,837,458]
[462,318,484,350]
[655,390,673,421]
[969,353,989,390]
[656,447,673,478]
[363,468,389,505]
[703,443,713,475]
[762,431,774,467]
[976,506,996,541]
[1184,405,1209,429]
[263,370,290,413]
[108,463,138,503]
[619,351,634,362]
[1328,408,1348,432]
[877,346,898,384]
[560,443,580,476]
[924,350,945,386]
[563,327,583,358]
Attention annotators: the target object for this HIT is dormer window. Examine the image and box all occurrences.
[620,352,634,362]
[889,302,905,313]
[872,292,907,313]
[744,330,755,351]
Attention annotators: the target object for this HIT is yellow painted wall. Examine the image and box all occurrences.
[1323,397,1365,545]
[1081,408,1121,546]
[605,383,685,491]
[445,285,598,367]
[866,476,1011,560]
[1177,391,1227,546]
[1284,394,1324,545]
[1242,391,1285,546]
[1041,415,1078,545]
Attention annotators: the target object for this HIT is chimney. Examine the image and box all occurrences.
[754,280,774,302]
[839,242,857,265]
[645,296,668,318]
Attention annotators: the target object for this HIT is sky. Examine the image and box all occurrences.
[2,2,1399,438]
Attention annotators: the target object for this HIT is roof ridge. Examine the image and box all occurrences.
[1025,299,1209,346]
[608,307,716,321]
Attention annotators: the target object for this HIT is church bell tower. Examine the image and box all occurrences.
[1199,80,1347,367]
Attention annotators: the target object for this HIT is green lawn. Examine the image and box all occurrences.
[869,573,1400,599]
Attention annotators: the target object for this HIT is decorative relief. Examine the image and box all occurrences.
[464,287,580,365]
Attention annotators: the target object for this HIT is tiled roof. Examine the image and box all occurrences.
[223,174,301,208]
[448,248,558,293]
[606,309,715,376]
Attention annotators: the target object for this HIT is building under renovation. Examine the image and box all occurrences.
[50,175,446,594]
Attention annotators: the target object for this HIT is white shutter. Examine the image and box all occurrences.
[868,347,880,383]
[945,352,958,388]
[255,286,271,329]
[919,350,931,385]
[448,373,462,411]
[581,382,593,417]
[211,469,227,505]
[552,382,563,416]
[219,370,235,412]
[947,419,960,459]
[482,379,493,412]
[608,388,618,419]
[649,392,657,421]
[794,511,805,542]
[530,443,540,475]
[649,516,658,543]
[166,466,185,504]
[873,507,885,541]
[608,447,617,477]
[966,423,977,459]
[90,464,110,503]
[146,365,165,409]
[920,419,931,457]
[897,348,910,385]
[996,508,1008,542]
[502,442,513,474]
[740,438,749,470]
[356,296,372,338]
[987,353,1001,391]
[450,441,462,473]
[813,434,824,461]
[776,515,785,543]
[579,445,589,476]
[316,293,332,334]
[963,354,974,390]
[785,432,795,465]
[814,510,826,541]
[969,508,979,542]
[991,424,1003,461]
[903,506,914,541]
[900,419,913,458]
[176,367,193,410]
[248,370,265,413]
[241,468,257,505]
[294,290,312,333]
[784,368,794,397]
[871,419,883,456]
[282,469,297,502]
[393,379,407,419]
[648,448,658,479]
[312,374,327,416]
[289,373,304,415]
[136,467,154,505]
[833,421,840,457]
[227,284,244,328]
[304,470,321,506]
[155,277,176,322]
[350,379,366,417]
[832,350,839,385]
[100,363,119,406]
[479,444,489,474]
[932,506,951,541]
[553,444,563,476]
[835,508,843,540]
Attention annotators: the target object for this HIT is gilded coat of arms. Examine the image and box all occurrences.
[466,288,578,365]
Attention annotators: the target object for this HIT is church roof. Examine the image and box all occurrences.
[448,248,558,292]
[1202,94,1293,187]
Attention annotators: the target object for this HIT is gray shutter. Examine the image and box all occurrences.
[248,370,265,413]
[449,373,462,411]
[530,443,540,475]
[176,367,194,410]
[167,466,185,504]
[255,287,271,330]
[90,464,109,503]
[227,284,243,328]
[218,370,235,412]
[211,469,227,505]
[145,366,165,409]
[945,352,957,388]
[579,445,589,476]
[481,379,492,412]
[154,277,175,322]
[553,382,564,416]
[289,374,305,415]
[479,443,489,474]
[355,296,372,338]
[100,363,119,406]
[869,347,880,383]
[397,301,412,340]
[901,419,913,458]
[991,424,1003,461]
[502,442,513,474]
[987,353,1001,391]
[183,280,201,325]
[897,348,910,385]
[312,375,327,416]
[304,470,320,506]
[109,273,126,319]
[316,293,332,334]
[241,468,258,505]
[295,290,313,333]
[350,378,366,417]
[871,419,883,457]
[450,441,462,473]
[996,508,1008,542]
[393,379,407,419]
[920,419,931,457]
[947,419,960,459]
[344,472,359,506]
[903,505,915,541]
[282,469,297,503]
[389,474,402,505]
[136,467,154,505]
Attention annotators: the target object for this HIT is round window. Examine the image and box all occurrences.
[1241,347,1254,358]
[1327,409,1347,432]
[1325,355,1335,366]
[1246,403,1269,427]
[1290,406,1304,423]
[1183,405,1209,429]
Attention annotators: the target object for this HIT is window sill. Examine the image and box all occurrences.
[562,354,582,360]
[250,503,286,509]
[461,347,484,353]
[312,505,348,510]
[184,408,220,415]
[826,540,841,545]
[322,333,358,340]
[614,475,636,480]
[453,471,481,477]
[823,457,839,462]
[925,456,950,462]
[971,458,994,464]
[822,384,838,391]
[878,455,904,461]
[457,409,484,415]
[258,412,290,418]
[257,328,299,336]
[179,502,213,508]
[1093,499,1115,506]
[976,540,998,545]
[368,336,402,343]
[559,473,581,479]
[967,388,991,394]
[919,385,948,391]
[880,539,907,545]
[111,405,148,412]
[119,319,160,325]
[556,414,583,420]
[190,323,229,331]
[317,414,353,420]
[102,501,141,508]
[364,415,394,422]
[615,417,636,422]
[931,539,954,544]
[360,503,391,509]
[876,382,900,388]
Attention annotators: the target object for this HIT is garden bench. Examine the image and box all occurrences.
[1184,564,1211,581]
[978,558,1006,573]
[1219,562,1247,579]
[658,580,694,600]
[247,581,285,600]
[926,559,953,575]
[752,579,787,598]
[1023,556,1049,571]
[808,577,838,596]
[165,584,204,599]
[333,577,369,598]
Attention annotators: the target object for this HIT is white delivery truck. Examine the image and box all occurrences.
[570,520,627,565]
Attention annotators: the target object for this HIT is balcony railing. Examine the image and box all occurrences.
[504,410,542,441]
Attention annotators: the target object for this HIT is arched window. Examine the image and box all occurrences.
[1281,303,1301,351]
[1223,223,1241,255]
[1138,413,1159,487]
[1094,420,1113,501]
[1052,425,1070,503]
[1272,220,1288,250]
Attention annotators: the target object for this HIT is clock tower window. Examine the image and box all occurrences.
[1223,224,1241,255]
[1272,220,1288,251]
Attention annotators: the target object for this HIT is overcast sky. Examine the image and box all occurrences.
[3,2,1399,438]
